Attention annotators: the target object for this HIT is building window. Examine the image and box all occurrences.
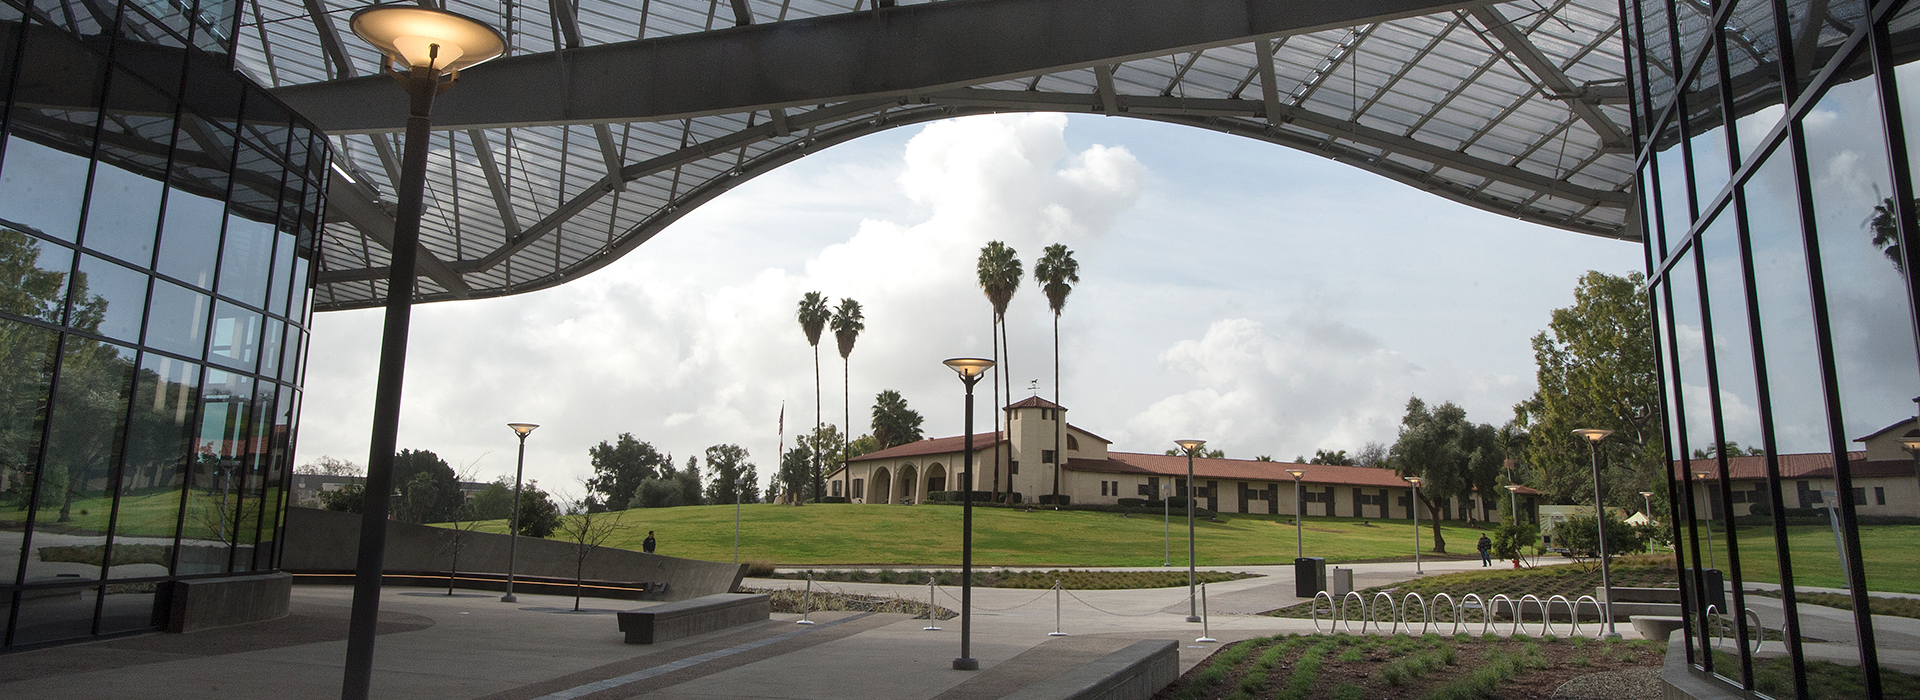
[1042,449,1056,464]
[1042,408,1053,419]
[833,481,842,497]
[1067,435,1079,450]
[1009,460,1019,474]
[1877,487,1887,505]
[853,479,864,499]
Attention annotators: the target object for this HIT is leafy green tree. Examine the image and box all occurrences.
[468,478,514,520]
[1491,517,1539,563]
[1355,442,1389,469]
[1033,243,1079,498]
[0,229,65,511]
[1165,447,1225,459]
[870,389,924,449]
[1390,396,1503,553]
[846,434,880,459]
[586,433,668,511]
[1690,442,1764,459]
[1309,449,1353,466]
[796,291,830,506]
[513,480,561,537]
[556,492,626,610]
[976,241,1022,500]
[830,298,863,500]
[1869,196,1909,273]
[390,449,462,523]
[1554,512,1646,558]
[1510,271,1662,509]
[776,442,814,503]
[320,481,366,513]
[703,444,759,504]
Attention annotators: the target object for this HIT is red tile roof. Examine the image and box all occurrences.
[1670,451,1914,480]
[848,431,1006,463]
[1006,396,1065,410]
[1068,453,1422,489]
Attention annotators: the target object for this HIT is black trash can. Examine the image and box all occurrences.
[1295,557,1326,598]
[1687,567,1725,615]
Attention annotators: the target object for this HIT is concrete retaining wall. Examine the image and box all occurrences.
[1003,640,1181,700]
[281,507,745,601]
[166,571,292,633]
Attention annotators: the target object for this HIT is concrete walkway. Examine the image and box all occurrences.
[0,558,1638,700]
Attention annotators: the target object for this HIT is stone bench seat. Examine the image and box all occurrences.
[1001,639,1180,700]
[1603,586,1683,603]
[1631,615,1686,642]
[617,592,770,644]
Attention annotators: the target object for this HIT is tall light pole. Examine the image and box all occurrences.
[1175,439,1206,623]
[944,358,993,671]
[341,9,505,700]
[1406,476,1424,575]
[1504,483,1522,522]
[1639,490,1654,522]
[1574,428,1620,639]
[1693,470,1715,570]
[501,422,539,602]
[1287,468,1306,560]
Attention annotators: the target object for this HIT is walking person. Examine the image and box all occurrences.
[1477,533,1492,567]
[643,531,657,554]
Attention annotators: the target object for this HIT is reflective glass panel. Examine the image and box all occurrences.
[143,277,207,359]
[1657,141,1695,253]
[36,338,138,583]
[0,227,73,324]
[116,353,198,579]
[71,255,148,343]
[10,584,100,646]
[180,369,251,574]
[79,66,174,267]
[0,137,93,244]
[207,300,260,372]
[0,318,59,585]
[217,213,272,309]
[267,230,293,318]
[258,317,284,379]
[156,187,225,291]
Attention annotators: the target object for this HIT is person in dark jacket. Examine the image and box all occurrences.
[1477,534,1493,566]
[643,531,657,554]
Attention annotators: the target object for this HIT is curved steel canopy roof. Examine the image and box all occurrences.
[239,0,1643,311]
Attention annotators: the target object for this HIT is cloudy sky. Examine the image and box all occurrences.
[294,113,1643,496]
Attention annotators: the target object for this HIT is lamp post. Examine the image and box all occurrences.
[1504,483,1522,522]
[341,8,504,700]
[1406,476,1424,575]
[1175,439,1206,623]
[1287,468,1306,560]
[944,358,993,671]
[501,422,538,602]
[1639,490,1654,522]
[1693,470,1715,571]
[1573,428,1620,639]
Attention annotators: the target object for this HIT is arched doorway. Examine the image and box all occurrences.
[899,464,918,504]
[925,463,947,495]
[869,467,891,506]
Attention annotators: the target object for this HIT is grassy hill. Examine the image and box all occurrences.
[461,503,1486,567]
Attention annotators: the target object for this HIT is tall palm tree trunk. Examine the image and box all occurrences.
[1000,315,1014,504]
[843,357,850,502]
[813,345,822,503]
[1052,312,1061,499]
[989,315,1001,500]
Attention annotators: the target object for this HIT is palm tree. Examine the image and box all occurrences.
[1033,244,1079,500]
[870,389,925,450]
[830,298,864,500]
[976,241,1022,502]
[796,292,830,502]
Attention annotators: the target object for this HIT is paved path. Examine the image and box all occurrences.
[0,558,1643,700]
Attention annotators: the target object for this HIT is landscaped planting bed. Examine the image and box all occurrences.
[1155,632,1665,700]
[740,587,956,619]
[763,568,1260,589]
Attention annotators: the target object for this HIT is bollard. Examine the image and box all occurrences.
[1049,580,1068,636]
[924,577,942,631]
[1195,582,1218,643]
[797,572,815,625]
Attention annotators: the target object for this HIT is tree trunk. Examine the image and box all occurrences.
[1420,493,1448,553]
[1001,315,1015,504]
[843,354,850,502]
[1052,312,1061,498]
[989,316,1001,501]
[574,556,585,611]
[813,344,821,504]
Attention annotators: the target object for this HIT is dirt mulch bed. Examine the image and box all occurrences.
[1155,632,1666,700]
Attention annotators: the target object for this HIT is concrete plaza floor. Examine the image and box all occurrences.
[0,558,1616,699]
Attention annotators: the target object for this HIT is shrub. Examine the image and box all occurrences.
[743,560,776,577]
[1037,494,1071,506]
[816,496,849,504]
[1491,518,1538,561]
[1555,513,1646,557]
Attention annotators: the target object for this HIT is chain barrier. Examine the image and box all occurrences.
[1310,589,1638,638]
[1058,588,1177,617]
[936,584,1054,612]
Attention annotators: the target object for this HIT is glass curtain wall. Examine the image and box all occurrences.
[0,0,324,649]
[1631,0,1920,697]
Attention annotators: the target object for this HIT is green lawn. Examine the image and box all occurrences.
[460,503,1495,567]
[1686,523,1920,593]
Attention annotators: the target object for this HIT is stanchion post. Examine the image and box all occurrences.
[1050,580,1068,637]
[1196,582,1218,643]
[925,577,942,631]
[797,573,815,625]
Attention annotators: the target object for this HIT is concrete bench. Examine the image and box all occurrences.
[617,592,769,644]
[1002,639,1180,700]
[1631,615,1686,642]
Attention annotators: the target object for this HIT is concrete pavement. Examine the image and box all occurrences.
[0,557,1638,699]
